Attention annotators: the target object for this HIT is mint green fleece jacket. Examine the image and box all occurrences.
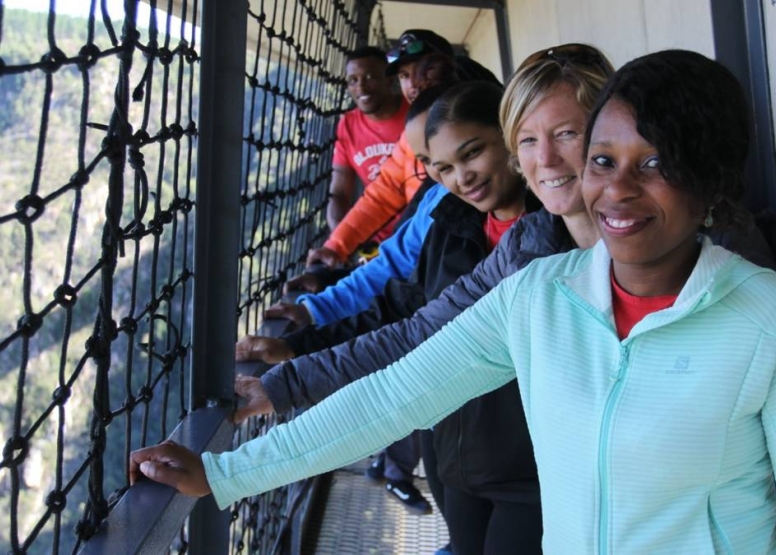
[204,237,776,554]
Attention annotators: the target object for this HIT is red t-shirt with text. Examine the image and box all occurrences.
[332,100,409,185]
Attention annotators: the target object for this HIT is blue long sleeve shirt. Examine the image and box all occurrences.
[299,183,448,325]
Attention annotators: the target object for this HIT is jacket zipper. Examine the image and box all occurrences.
[457,410,465,486]
[598,342,630,555]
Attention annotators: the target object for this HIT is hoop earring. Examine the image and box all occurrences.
[703,207,714,228]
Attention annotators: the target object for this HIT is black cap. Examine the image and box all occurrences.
[385,29,454,76]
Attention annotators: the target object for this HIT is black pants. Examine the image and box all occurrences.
[420,429,446,514]
[443,484,542,555]
[383,431,421,482]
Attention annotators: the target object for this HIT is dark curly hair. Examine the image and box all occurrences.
[346,46,387,64]
[584,49,750,228]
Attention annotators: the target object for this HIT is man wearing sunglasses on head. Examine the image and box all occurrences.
[306,29,499,269]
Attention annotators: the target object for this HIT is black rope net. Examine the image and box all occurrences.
[231,0,365,552]
[236,0,357,333]
[0,0,381,551]
[0,0,199,553]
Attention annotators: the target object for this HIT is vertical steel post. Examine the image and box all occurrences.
[493,0,514,81]
[710,0,776,211]
[189,0,248,553]
[355,0,377,47]
[741,0,776,211]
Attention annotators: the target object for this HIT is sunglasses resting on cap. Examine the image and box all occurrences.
[385,29,454,75]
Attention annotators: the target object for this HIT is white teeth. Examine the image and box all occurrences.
[542,176,573,188]
[358,95,371,101]
[605,217,638,229]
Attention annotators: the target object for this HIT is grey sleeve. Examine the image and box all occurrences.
[261,220,528,413]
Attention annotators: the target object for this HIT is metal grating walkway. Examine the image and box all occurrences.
[302,457,449,555]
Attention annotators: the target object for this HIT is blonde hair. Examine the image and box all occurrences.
[499,44,614,171]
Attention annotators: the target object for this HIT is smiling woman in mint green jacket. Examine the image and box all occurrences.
[131,50,776,555]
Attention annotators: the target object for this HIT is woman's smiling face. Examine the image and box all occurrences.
[429,120,524,220]
[582,98,705,289]
[515,82,589,219]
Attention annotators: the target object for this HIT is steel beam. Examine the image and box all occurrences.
[187,0,248,552]
[494,0,513,79]
[710,0,776,211]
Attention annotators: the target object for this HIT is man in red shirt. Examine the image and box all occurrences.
[308,29,458,268]
[329,47,408,242]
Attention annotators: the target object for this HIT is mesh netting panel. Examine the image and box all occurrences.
[0,1,199,553]
[236,0,358,334]
[0,0,382,551]
[231,0,363,552]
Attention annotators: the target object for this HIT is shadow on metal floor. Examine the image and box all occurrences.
[302,457,449,555]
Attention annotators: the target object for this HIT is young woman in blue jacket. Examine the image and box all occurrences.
[131,50,776,554]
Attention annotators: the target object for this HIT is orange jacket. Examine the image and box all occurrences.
[323,131,423,259]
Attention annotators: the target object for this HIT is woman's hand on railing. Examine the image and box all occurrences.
[263,302,312,327]
[283,272,324,294]
[233,375,275,423]
[235,335,295,363]
[129,440,211,497]
[306,246,342,268]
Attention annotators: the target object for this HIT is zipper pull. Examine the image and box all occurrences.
[611,345,630,381]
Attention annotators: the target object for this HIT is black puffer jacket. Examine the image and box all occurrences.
[412,195,540,491]
[278,192,542,492]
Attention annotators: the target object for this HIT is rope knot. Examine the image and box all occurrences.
[40,47,66,74]
[183,44,199,63]
[101,135,124,162]
[78,44,101,69]
[17,313,42,338]
[120,317,138,335]
[160,284,174,301]
[126,221,146,239]
[54,284,78,307]
[45,490,67,514]
[16,194,45,224]
[168,123,184,140]
[127,148,145,171]
[2,436,29,467]
[70,169,90,187]
[157,47,173,65]
[170,197,193,213]
[52,386,71,406]
[137,386,154,403]
[132,129,150,146]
